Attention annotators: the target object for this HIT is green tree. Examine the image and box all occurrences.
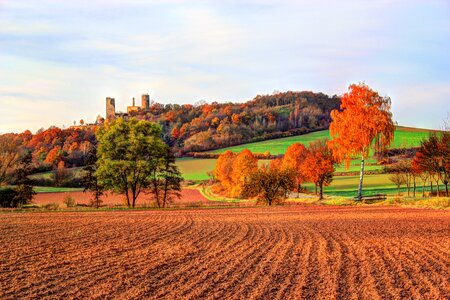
[96,118,166,208]
[82,145,104,208]
[150,147,182,208]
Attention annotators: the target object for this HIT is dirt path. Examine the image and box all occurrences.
[0,206,449,299]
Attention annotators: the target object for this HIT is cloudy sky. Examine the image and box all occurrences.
[0,0,449,133]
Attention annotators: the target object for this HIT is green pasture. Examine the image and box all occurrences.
[210,126,433,155]
[33,186,83,193]
[302,174,443,198]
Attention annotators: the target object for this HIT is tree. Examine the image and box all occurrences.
[243,164,294,206]
[82,145,104,208]
[282,143,307,195]
[51,161,72,187]
[389,172,406,196]
[150,147,182,208]
[213,150,235,193]
[328,83,394,200]
[96,118,166,208]
[415,132,449,197]
[301,140,335,200]
[0,135,20,185]
[230,149,258,198]
[13,151,36,207]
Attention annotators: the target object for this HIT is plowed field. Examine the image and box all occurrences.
[1,206,449,299]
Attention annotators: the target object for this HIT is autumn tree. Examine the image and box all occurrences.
[328,83,394,200]
[282,143,307,195]
[301,140,335,200]
[243,164,294,206]
[212,150,235,193]
[0,135,20,185]
[13,151,36,207]
[96,118,166,208]
[230,149,258,198]
[415,132,450,197]
[51,161,72,187]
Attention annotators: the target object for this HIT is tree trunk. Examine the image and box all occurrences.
[162,178,168,208]
[422,181,425,197]
[436,179,440,197]
[315,183,317,195]
[413,177,416,197]
[430,181,433,196]
[319,182,323,200]
[406,177,410,196]
[357,155,365,201]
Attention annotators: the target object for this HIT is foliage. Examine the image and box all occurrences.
[301,139,335,200]
[149,147,183,208]
[12,151,36,207]
[413,131,450,196]
[0,188,19,208]
[82,145,104,208]
[282,143,307,192]
[63,194,76,207]
[0,134,21,184]
[50,161,73,187]
[230,149,258,198]
[243,163,294,205]
[328,83,395,200]
[96,118,168,208]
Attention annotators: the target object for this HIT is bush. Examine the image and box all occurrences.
[63,194,76,207]
[0,188,19,208]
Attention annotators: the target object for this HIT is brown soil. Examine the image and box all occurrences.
[0,206,449,299]
[33,188,212,207]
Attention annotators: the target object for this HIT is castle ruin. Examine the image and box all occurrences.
[105,94,151,120]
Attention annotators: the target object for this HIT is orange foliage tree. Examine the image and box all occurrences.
[282,143,307,194]
[230,149,258,198]
[328,83,394,200]
[301,140,335,200]
[213,150,236,193]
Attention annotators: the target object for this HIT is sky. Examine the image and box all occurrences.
[0,0,449,133]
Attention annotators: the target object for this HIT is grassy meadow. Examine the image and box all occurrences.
[210,126,433,155]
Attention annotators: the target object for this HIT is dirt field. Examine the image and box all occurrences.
[1,206,449,299]
[32,188,212,207]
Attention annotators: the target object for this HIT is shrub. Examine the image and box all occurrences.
[63,194,76,207]
[0,188,19,208]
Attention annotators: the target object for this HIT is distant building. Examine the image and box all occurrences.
[106,94,151,120]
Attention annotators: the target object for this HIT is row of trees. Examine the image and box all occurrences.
[389,132,449,197]
[212,140,335,205]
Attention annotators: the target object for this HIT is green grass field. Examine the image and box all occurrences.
[210,126,433,155]
[302,173,443,197]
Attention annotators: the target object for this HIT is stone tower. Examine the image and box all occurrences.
[106,97,116,120]
[141,94,150,110]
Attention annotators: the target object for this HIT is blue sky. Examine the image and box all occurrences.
[0,0,449,133]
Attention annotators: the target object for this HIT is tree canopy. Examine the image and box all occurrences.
[328,83,394,200]
[96,118,167,208]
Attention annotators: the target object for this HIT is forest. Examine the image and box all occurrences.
[0,90,340,172]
